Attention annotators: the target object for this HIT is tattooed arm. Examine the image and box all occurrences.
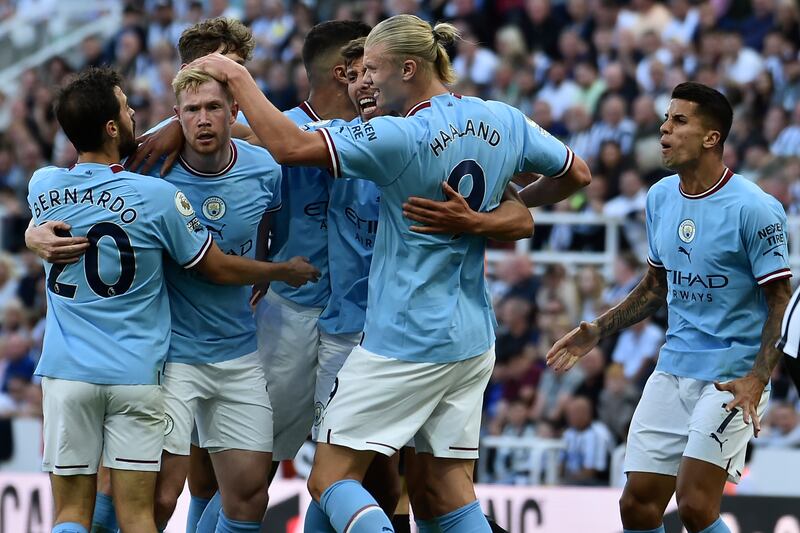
[715,278,792,436]
[546,265,667,372]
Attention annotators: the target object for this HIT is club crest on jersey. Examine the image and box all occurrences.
[202,196,226,221]
[164,413,174,436]
[678,219,696,243]
[175,191,194,217]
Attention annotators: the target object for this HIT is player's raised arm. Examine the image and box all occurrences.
[403,182,533,241]
[190,53,330,168]
[547,264,667,372]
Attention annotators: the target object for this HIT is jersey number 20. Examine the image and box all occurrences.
[47,222,136,298]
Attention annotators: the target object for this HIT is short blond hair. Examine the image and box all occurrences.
[365,15,459,85]
[172,68,232,103]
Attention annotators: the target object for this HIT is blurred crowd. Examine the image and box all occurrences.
[0,0,799,483]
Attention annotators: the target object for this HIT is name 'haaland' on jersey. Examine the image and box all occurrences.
[429,119,501,157]
[32,186,138,224]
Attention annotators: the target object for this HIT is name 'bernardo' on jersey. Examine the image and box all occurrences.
[32,186,137,224]
[429,120,502,157]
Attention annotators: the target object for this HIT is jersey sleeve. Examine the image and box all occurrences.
[645,188,663,269]
[742,197,792,286]
[150,182,212,269]
[317,117,419,186]
[515,110,574,178]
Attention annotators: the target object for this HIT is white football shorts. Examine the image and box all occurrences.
[624,370,769,483]
[313,331,361,440]
[42,377,163,475]
[256,288,322,461]
[162,351,272,455]
[318,344,495,459]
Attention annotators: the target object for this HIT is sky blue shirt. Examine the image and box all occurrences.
[646,169,792,381]
[158,140,282,364]
[267,101,332,308]
[314,117,380,335]
[29,163,211,385]
[319,93,573,363]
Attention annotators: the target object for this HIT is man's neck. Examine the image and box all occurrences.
[307,84,357,121]
[677,155,726,196]
[77,147,120,166]
[181,141,232,175]
[401,79,449,116]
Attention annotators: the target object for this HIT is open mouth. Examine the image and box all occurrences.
[359,96,377,114]
[197,131,215,142]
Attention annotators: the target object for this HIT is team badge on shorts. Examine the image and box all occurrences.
[164,413,174,436]
[313,401,324,427]
[175,191,194,217]
[678,219,696,243]
[202,196,226,221]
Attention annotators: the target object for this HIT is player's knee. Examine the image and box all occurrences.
[619,490,657,524]
[307,471,329,502]
[677,494,715,532]
[222,487,269,521]
[153,489,179,522]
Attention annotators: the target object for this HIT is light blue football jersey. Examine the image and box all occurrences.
[266,101,332,308]
[646,169,792,382]
[319,93,573,362]
[315,117,381,335]
[158,140,282,364]
[29,163,211,385]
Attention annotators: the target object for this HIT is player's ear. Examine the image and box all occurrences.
[703,129,721,150]
[333,64,348,85]
[173,105,180,120]
[106,119,118,139]
[229,100,239,124]
[401,59,417,81]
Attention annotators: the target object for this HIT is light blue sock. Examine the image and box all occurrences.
[623,527,665,533]
[53,523,88,533]
[320,479,394,533]
[436,500,490,532]
[214,510,260,533]
[187,495,211,533]
[305,499,336,532]
[196,491,222,533]
[699,518,731,533]
[90,492,117,533]
[415,517,442,532]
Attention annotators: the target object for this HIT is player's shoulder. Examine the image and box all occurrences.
[646,173,680,200]
[231,138,279,168]
[29,165,62,188]
[730,174,786,216]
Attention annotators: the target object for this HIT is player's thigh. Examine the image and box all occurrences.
[414,349,495,461]
[97,464,112,496]
[317,345,450,457]
[110,468,158,526]
[41,378,104,476]
[210,448,272,520]
[162,362,205,456]
[623,371,694,479]
[314,331,360,438]
[675,456,728,516]
[684,381,769,483]
[197,352,273,455]
[405,452,477,519]
[188,444,218,499]
[103,384,163,473]
[50,473,97,529]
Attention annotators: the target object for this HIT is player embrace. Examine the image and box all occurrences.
[548,83,792,533]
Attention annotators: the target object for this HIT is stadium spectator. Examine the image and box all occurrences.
[491,399,537,484]
[752,402,800,448]
[771,101,800,157]
[576,266,606,323]
[598,364,639,443]
[561,396,614,485]
[603,252,642,307]
[611,317,664,386]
